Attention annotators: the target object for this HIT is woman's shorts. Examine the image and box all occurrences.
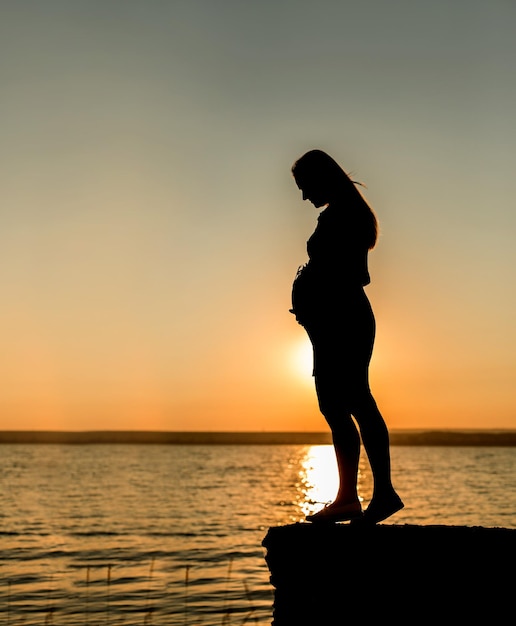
[302,291,375,378]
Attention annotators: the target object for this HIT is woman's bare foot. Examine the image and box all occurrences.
[352,492,404,525]
[306,500,363,523]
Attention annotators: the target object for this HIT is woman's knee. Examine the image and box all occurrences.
[320,409,356,435]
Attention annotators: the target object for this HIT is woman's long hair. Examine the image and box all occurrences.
[292,149,378,249]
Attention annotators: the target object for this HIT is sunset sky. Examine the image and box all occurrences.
[1,0,515,432]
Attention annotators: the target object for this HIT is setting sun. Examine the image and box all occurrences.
[288,338,314,382]
[0,0,514,434]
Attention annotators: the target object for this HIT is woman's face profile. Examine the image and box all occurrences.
[295,175,329,208]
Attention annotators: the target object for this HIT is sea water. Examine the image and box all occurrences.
[0,443,514,625]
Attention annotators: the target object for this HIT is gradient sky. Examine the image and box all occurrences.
[1,0,515,431]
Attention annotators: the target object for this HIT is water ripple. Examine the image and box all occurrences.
[0,443,514,624]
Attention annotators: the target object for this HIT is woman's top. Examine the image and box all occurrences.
[291,202,372,326]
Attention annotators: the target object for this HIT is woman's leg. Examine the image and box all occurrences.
[351,391,396,497]
[313,349,402,519]
[314,374,361,506]
[351,389,404,522]
[346,292,403,521]
[332,424,361,504]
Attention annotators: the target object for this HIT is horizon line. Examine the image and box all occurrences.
[0,429,515,446]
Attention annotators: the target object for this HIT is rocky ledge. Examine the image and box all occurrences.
[262,523,515,625]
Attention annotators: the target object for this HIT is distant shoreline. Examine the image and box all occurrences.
[0,430,515,446]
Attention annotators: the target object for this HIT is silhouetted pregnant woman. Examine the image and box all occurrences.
[290,149,403,524]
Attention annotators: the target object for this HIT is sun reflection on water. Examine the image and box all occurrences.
[296,445,373,519]
[297,445,339,517]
